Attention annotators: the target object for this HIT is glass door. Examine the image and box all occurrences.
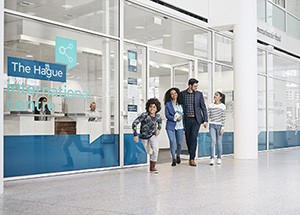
[149,50,193,162]
[123,42,147,166]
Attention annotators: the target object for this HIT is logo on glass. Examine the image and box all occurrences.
[55,36,77,70]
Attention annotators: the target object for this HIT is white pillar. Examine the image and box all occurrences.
[233,0,258,159]
[0,0,4,193]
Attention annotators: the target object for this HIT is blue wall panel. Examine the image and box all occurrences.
[4,134,119,177]
[124,134,147,165]
[269,130,300,149]
[258,131,267,151]
[198,132,234,158]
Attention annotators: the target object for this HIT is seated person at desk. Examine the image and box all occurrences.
[88,102,98,122]
[34,97,51,121]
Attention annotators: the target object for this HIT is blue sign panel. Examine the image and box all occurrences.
[7,57,66,83]
[55,36,77,70]
[128,50,137,72]
[128,105,137,112]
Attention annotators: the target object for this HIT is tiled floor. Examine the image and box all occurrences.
[1,148,300,215]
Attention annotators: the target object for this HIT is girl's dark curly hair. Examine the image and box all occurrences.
[164,87,183,105]
[146,98,161,113]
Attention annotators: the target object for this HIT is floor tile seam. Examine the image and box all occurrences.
[0,207,38,215]
[0,208,39,215]
[2,197,137,215]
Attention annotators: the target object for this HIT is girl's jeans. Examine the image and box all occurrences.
[209,124,223,159]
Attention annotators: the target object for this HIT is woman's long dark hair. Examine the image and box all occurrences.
[164,87,183,105]
[38,97,48,109]
[216,91,226,104]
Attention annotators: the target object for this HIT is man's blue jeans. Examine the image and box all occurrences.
[209,124,223,159]
[166,129,184,159]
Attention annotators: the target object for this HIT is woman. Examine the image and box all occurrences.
[34,97,51,121]
[208,91,226,165]
[164,88,184,166]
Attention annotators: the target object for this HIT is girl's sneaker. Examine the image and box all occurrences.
[210,159,214,166]
[217,158,222,165]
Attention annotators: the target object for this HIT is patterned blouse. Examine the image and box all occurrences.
[132,112,162,139]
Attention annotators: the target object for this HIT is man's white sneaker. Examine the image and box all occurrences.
[209,159,214,166]
[217,158,222,165]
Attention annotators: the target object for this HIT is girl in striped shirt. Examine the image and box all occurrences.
[208,91,226,165]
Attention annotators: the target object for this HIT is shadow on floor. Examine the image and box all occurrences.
[157,149,188,164]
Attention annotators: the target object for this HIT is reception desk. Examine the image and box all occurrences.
[4,114,55,135]
[4,114,102,143]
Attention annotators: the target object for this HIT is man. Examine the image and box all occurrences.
[181,78,208,166]
[88,102,98,122]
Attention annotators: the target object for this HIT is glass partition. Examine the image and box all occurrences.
[287,14,300,40]
[258,75,267,150]
[5,0,119,36]
[268,79,300,149]
[271,0,285,8]
[215,34,233,66]
[257,0,266,21]
[258,49,267,74]
[286,0,300,19]
[123,43,147,165]
[268,54,300,83]
[4,14,119,177]
[199,64,233,157]
[215,65,234,153]
[124,1,211,60]
[267,1,286,31]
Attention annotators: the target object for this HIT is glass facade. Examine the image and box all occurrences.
[287,14,300,40]
[2,0,299,178]
[268,79,300,149]
[124,1,211,60]
[5,0,119,36]
[215,34,233,66]
[4,12,119,177]
[123,42,147,165]
[258,0,300,39]
[267,1,286,32]
[257,48,300,150]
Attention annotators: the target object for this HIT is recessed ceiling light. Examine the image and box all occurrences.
[145,36,155,39]
[162,34,171,37]
[135,26,144,29]
[20,1,35,7]
[26,54,33,58]
[64,14,75,18]
[186,41,194,44]
[61,4,73,9]
[26,12,36,16]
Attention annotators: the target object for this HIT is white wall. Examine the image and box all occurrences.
[257,20,300,57]
[208,0,240,30]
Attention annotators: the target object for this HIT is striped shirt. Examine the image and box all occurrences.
[184,91,195,115]
[208,103,226,129]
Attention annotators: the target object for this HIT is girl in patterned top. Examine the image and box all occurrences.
[132,98,162,173]
[208,91,226,166]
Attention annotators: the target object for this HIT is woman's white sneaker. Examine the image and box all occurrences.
[210,159,214,166]
[217,158,222,165]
